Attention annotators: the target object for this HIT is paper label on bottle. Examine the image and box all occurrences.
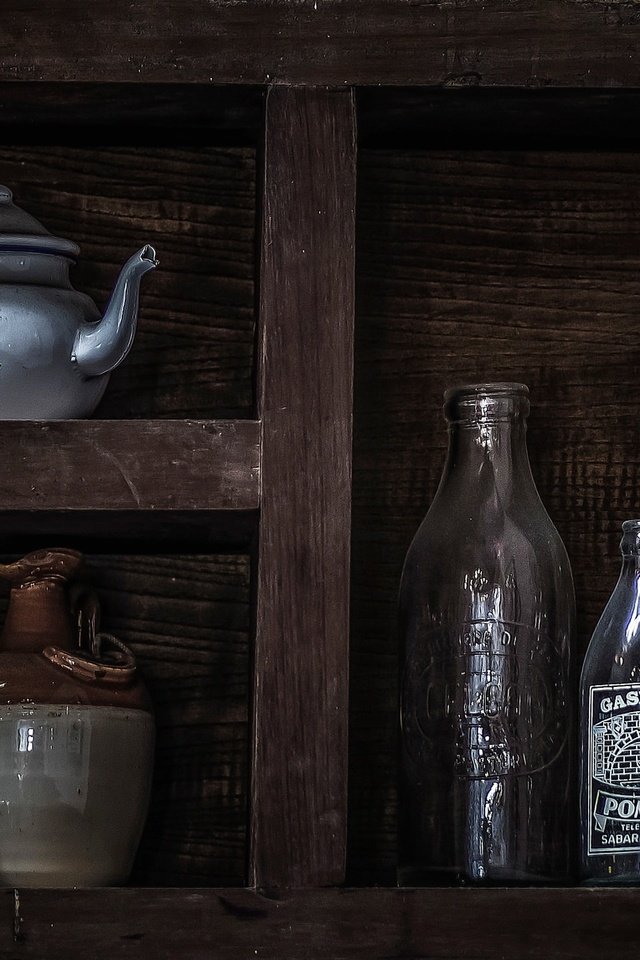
[589,683,640,855]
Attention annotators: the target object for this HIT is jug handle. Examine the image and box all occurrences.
[42,586,137,685]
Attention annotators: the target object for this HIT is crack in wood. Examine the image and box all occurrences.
[13,889,24,944]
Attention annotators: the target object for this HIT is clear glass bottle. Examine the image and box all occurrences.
[398,383,575,884]
[580,520,640,883]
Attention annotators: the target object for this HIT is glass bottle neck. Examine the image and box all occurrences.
[610,520,640,617]
[611,561,640,655]
[619,558,640,579]
[621,522,640,564]
[441,417,537,501]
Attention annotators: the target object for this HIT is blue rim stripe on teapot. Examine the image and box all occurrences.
[0,235,80,257]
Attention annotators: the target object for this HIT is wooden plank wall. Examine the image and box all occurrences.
[0,554,251,885]
[4,116,639,892]
[85,555,251,885]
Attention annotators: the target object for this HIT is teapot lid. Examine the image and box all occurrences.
[0,186,79,258]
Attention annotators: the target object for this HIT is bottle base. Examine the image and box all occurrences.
[398,865,573,886]
[580,874,640,886]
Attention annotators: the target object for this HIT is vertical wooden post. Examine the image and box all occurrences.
[251,86,357,890]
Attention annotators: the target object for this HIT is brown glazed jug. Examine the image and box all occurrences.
[0,548,154,886]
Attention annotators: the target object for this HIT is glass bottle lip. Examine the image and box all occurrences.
[443,382,530,423]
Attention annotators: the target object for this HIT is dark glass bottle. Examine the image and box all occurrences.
[580,520,640,883]
[398,383,575,884]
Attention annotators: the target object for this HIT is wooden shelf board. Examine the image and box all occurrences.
[3,1,640,87]
[0,886,632,959]
[0,419,260,516]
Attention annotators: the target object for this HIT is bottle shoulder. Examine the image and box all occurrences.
[581,589,640,687]
[403,498,571,579]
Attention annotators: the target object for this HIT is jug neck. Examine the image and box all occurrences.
[0,549,81,654]
[439,383,537,502]
[1,579,75,654]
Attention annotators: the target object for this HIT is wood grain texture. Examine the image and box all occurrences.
[0,420,260,511]
[350,149,640,883]
[0,144,255,419]
[1,887,638,959]
[2,0,640,86]
[87,556,250,886]
[0,554,251,886]
[251,87,356,889]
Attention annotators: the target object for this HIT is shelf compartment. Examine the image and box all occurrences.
[0,552,251,888]
[0,142,256,421]
[350,144,640,882]
[0,420,260,547]
[0,886,630,959]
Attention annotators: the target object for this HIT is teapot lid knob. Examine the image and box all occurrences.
[0,186,13,204]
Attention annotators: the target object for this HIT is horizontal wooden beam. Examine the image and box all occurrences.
[0,887,636,959]
[0,420,260,512]
[2,1,640,87]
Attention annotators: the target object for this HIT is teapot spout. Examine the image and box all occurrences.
[72,244,158,378]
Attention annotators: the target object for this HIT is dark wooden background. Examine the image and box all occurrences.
[2,133,639,888]
[87,554,250,886]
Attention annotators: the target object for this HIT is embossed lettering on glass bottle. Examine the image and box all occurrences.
[580,520,640,883]
[399,383,575,884]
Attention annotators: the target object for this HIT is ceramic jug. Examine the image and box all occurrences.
[0,186,157,418]
[0,548,154,886]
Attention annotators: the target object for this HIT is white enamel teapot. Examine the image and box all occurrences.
[0,186,157,418]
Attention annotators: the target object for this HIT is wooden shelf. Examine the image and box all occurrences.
[0,3,634,952]
[1,886,631,959]
[0,420,260,549]
[3,0,640,87]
